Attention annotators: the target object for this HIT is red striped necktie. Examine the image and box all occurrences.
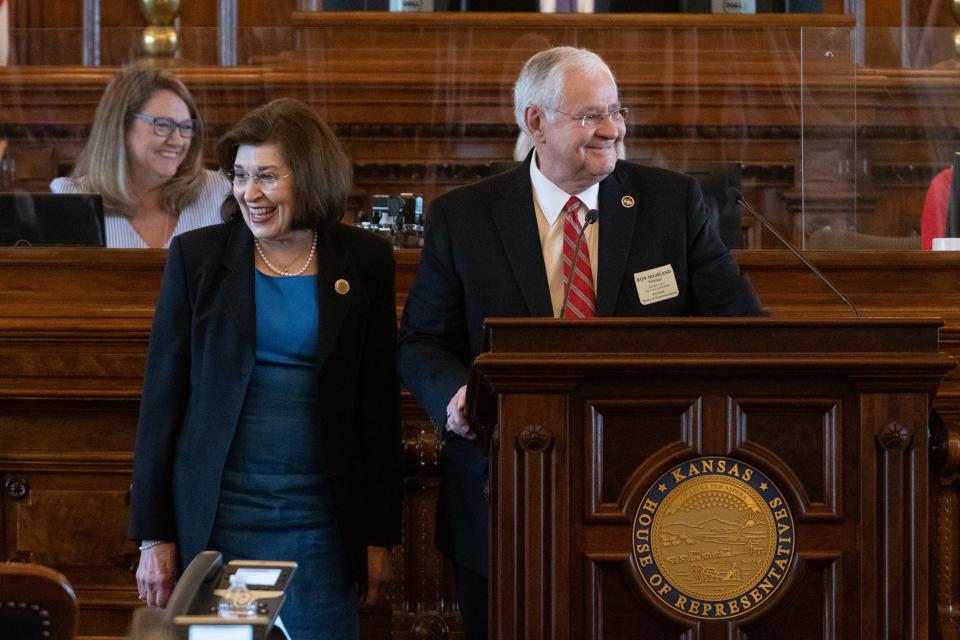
[561,196,596,318]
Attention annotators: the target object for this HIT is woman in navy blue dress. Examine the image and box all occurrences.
[129,98,402,640]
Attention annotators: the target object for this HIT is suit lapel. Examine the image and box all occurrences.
[492,159,554,317]
[218,222,355,374]
[312,226,355,372]
[220,221,257,354]
[596,165,639,316]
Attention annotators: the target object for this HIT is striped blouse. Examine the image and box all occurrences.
[50,169,230,248]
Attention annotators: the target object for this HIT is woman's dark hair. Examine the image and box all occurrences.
[216,98,352,230]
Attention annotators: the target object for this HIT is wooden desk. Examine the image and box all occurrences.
[2,247,960,638]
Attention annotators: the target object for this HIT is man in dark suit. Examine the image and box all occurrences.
[398,46,762,640]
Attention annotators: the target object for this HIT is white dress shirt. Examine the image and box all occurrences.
[529,150,600,318]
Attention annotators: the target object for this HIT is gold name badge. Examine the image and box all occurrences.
[632,456,795,620]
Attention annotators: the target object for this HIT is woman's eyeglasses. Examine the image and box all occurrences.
[133,113,199,139]
[227,171,292,191]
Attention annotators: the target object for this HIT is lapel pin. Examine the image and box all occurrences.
[335,279,350,295]
[621,195,636,208]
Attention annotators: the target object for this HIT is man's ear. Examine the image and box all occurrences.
[525,105,546,141]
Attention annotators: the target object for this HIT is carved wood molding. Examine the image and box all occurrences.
[518,424,553,452]
[877,422,913,450]
[937,490,960,635]
[932,410,960,636]
[871,412,922,636]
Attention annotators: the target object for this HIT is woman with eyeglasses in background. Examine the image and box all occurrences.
[128,97,401,639]
[50,64,228,248]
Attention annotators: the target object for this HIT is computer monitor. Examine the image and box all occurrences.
[0,192,106,247]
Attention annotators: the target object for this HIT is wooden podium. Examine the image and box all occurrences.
[471,318,955,640]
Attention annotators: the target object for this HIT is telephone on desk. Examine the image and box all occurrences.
[127,551,297,640]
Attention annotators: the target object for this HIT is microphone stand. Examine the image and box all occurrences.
[730,188,859,318]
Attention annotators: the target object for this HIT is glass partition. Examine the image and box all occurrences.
[1,18,958,250]
[798,26,860,250]
[796,26,960,251]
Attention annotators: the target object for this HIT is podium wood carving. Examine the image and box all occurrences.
[473,318,954,639]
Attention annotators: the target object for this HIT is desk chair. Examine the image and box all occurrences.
[0,562,78,640]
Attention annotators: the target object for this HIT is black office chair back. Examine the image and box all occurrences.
[0,562,78,640]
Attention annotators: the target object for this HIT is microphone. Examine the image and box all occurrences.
[560,208,599,318]
[728,188,859,318]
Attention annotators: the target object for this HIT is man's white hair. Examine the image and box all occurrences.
[513,46,617,136]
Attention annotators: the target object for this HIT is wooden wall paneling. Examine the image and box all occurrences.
[859,392,934,638]
[491,392,569,640]
[3,10,957,244]
[10,0,84,65]
[737,553,842,639]
[846,0,960,67]
[239,0,300,28]
[11,0,80,29]
[588,399,700,512]
[4,62,959,244]
[8,1,955,68]
[99,0,145,29]
[590,556,691,639]
[732,398,842,518]
[9,0,301,68]
[933,407,960,639]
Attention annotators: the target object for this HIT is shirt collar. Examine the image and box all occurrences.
[529,149,600,224]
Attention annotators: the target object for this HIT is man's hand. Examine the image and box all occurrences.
[136,542,177,608]
[445,385,474,440]
[363,546,392,606]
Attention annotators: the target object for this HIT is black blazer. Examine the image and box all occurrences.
[398,157,761,574]
[129,219,402,582]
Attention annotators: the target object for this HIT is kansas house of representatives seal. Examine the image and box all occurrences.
[632,457,795,619]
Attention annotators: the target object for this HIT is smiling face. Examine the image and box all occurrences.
[125,89,192,188]
[527,69,625,194]
[232,142,298,242]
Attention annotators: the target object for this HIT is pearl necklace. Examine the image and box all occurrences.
[255,231,318,277]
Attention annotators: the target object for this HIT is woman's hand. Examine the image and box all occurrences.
[363,545,392,607]
[136,542,178,608]
[445,385,474,440]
